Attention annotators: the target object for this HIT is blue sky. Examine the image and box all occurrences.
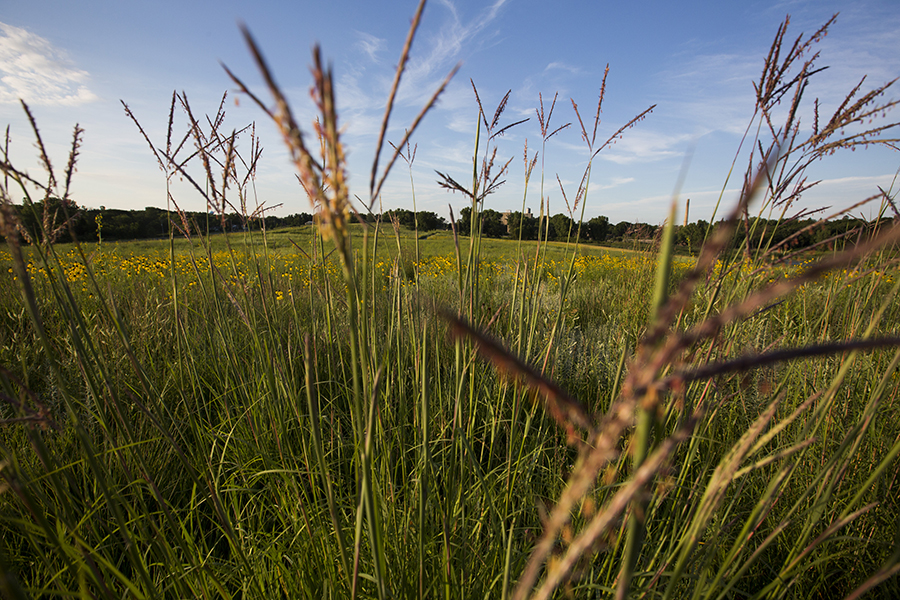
[2,0,899,225]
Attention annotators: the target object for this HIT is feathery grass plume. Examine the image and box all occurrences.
[61,123,82,206]
[561,72,655,247]
[437,82,526,206]
[8,102,84,246]
[436,82,527,320]
[389,136,422,280]
[436,92,520,207]
[224,30,329,233]
[310,48,351,256]
[536,92,571,142]
[730,12,900,258]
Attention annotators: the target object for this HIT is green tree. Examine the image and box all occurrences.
[586,215,610,242]
[612,221,632,240]
[416,211,446,231]
[481,209,505,238]
[456,206,472,235]
[507,211,538,240]
[548,213,574,241]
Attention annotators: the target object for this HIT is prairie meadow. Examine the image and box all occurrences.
[2,5,900,599]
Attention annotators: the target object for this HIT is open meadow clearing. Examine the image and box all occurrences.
[3,5,900,599]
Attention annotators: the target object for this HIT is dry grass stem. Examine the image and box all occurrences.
[441,309,591,436]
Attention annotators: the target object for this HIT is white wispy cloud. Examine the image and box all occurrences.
[415,138,477,171]
[422,0,509,67]
[402,0,510,101]
[588,177,635,192]
[324,1,513,166]
[817,174,899,187]
[544,61,581,75]
[598,129,692,165]
[355,31,386,63]
[656,51,760,136]
[336,69,387,137]
[0,22,98,106]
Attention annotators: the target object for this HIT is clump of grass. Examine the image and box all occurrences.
[490,14,900,599]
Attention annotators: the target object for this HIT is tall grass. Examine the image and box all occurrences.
[2,5,900,598]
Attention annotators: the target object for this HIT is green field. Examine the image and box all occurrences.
[3,9,900,600]
[2,223,899,598]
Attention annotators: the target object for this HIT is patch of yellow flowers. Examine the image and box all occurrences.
[0,247,892,302]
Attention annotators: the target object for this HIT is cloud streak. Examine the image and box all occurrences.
[597,129,692,164]
[655,51,760,136]
[544,61,581,75]
[0,22,98,106]
[589,177,635,192]
[402,0,510,100]
[355,31,385,63]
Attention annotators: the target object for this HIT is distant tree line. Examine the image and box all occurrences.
[5,198,888,254]
[455,207,887,252]
[380,209,447,231]
[6,198,319,244]
[5,199,451,244]
[459,208,653,243]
